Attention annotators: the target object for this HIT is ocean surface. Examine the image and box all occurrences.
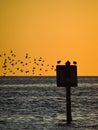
[0,76,98,130]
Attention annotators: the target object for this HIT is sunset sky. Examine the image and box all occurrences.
[0,0,98,76]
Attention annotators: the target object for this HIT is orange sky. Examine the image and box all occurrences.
[0,0,98,76]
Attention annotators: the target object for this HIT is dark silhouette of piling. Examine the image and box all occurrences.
[66,86,72,124]
[56,60,77,124]
[65,61,72,124]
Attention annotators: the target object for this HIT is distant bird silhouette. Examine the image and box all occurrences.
[10,50,13,53]
[20,69,23,72]
[32,70,35,72]
[11,63,14,66]
[20,61,23,64]
[34,58,36,61]
[38,59,41,61]
[25,53,28,59]
[11,59,14,62]
[2,65,7,68]
[25,71,29,73]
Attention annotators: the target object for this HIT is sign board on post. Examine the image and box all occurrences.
[56,61,78,124]
[56,65,77,87]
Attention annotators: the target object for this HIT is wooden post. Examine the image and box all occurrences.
[56,60,77,124]
[66,86,72,124]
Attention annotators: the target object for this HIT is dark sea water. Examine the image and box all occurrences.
[0,76,98,130]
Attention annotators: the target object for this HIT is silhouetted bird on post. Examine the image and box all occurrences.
[73,61,77,65]
[57,60,61,64]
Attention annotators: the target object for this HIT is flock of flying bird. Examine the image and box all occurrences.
[0,50,77,76]
[0,50,61,76]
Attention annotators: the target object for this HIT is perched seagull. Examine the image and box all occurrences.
[57,60,61,64]
[73,61,77,65]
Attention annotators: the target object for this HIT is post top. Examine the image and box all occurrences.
[65,60,70,66]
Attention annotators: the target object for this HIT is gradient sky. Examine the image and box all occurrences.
[0,0,98,76]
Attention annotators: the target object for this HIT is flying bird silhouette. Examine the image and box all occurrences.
[0,51,58,76]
